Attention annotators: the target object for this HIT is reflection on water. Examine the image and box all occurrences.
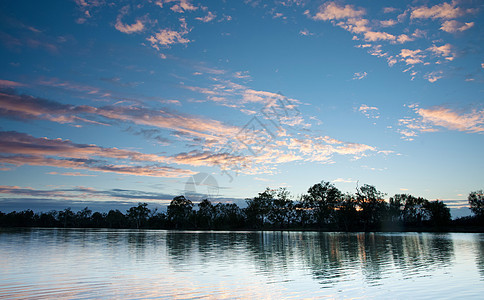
[0,229,483,299]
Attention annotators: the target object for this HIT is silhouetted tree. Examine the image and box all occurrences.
[197,199,215,229]
[167,196,193,229]
[468,190,484,218]
[106,209,126,228]
[336,194,358,231]
[148,212,167,228]
[303,181,342,227]
[58,208,75,228]
[423,200,451,227]
[127,203,150,229]
[91,212,106,228]
[356,184,387,230]
[267,188,293,228]
[76,207,92,227]
[245,188,273,228]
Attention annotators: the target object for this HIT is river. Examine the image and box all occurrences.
[0,229,483,299]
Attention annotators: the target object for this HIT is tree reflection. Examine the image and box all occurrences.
[475,234,484,279]
[164,231,456,287]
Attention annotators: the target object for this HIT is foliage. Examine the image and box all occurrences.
[468,190,484,218]
[1,183,481,232]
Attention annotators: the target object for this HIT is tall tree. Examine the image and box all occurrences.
[197,199,215,229]
[423,200,451,227]
[167,196,194,229]
[468,190,484,218]
[127,203,151,229]
[267,188,293,228]
[303,181,342,227]
[356,184,387,230]
[245,188,273,228]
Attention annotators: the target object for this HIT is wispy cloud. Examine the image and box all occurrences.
[195,11,216,23]
[399,104,484,140]
[0,130,196,178]
[0,79,25,87]
[114,6,145,34]
[146,18,190,49]
[353,72,367,80]
[424,70,443,83]
[359,104,379,119]
[410,2,476,20]
[0,185,177,205]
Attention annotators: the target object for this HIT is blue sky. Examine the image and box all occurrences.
[0,0,482,216]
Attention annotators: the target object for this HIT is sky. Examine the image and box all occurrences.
[0,0,482,217]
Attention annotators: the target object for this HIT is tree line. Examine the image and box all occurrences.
[1,182,483,231]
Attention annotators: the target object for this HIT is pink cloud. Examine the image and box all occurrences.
[313,2,365,21]
[440,20,474,33]
[411,2,476,20]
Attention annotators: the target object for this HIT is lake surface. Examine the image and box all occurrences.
[0,229,483,299]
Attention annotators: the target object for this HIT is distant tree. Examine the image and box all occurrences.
[214,203,245,229]
[356,184,387,230]
[91,212,106,228]
[303,181,342,226]
[76,207,92,227]
[167,196,193,229]
[148,212,167,228]
[127,203,150,229]
[38,210,58,227]
[197,199,215,229]
[58,208,75,228]
[468,190,484,218]
[106,209,126,228]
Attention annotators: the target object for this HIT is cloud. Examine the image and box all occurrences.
[234,71,251,79]
[0,185,178,206]
[353,72,367,80]
[299,29,313,36]
[146,18,190,49]
[332,178,356,183]
[398,104,484,139]
[440,20,474,33]
[427,44,455,61]
[383,7,397,14]
[313,2,365,21]
[424,71,443,82]
[359,104,379,119]
[410,2,476,20]
[47,172,96,177]
[399,49,425,65]
[147,28,190,48]
[0,89,240,146]
[169,0,198,13]
[195,11,216,22]
[380,19,397,27]
[0,79,25,87]
[0,130,199,177]
[114,6,145,34]
[416,106,484,132]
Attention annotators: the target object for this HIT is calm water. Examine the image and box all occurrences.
[0,229,483,299]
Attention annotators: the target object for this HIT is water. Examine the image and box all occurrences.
[0,229,483,299]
